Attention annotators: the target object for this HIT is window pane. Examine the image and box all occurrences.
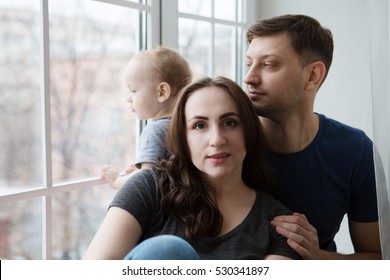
[214,24,236,79]
[0,198,42,260]
[179,18,211,77]
[0,0,43,195]
[214,0,236,21]
[52,186,115,259]
[49,0,138,184]
[178,0,211,17]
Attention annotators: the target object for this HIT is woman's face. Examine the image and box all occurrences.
[185,86,246,181]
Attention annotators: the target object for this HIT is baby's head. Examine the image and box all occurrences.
[124,47,192,120]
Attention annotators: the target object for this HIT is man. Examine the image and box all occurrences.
[244,14,381,259]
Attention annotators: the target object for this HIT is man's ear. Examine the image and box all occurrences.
[157,82,172,103]
[305,61,326,91]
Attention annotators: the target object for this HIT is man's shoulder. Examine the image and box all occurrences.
[318,113,370,142]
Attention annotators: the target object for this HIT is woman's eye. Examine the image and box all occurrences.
[194,123,206,130]
[224,120,237,127]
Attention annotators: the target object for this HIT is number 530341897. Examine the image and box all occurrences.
[215,266,269,276]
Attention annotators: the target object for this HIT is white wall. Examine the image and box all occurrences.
[369,0,390,259]
[253,0,380,254]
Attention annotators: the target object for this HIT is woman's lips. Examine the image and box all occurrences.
[207,153,230,164]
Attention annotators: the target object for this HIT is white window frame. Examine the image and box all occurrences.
[0,0,255,260]
[161,0,257,84]
[0,0,161,260]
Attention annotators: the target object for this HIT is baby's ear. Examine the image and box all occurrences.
[157,82,172,103]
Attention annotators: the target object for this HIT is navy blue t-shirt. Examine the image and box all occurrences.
[271,113,378,251]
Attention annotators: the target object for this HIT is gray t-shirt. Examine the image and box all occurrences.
[110,168,301,260]
[135,117,170,168]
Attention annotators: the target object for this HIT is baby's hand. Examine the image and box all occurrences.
[125,163,137,174]
[100,164,120,188]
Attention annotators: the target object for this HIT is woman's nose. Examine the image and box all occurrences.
[209,128,227,146]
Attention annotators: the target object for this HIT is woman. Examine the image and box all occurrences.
[84,76,300,260]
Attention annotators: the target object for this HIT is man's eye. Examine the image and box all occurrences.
[263,62,275,67]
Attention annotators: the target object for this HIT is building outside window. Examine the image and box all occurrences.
[0,0,251,259]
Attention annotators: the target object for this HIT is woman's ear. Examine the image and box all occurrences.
[305,61,326,91]
[157,82,172,103]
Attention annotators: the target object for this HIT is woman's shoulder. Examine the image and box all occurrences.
[121,168,160,193]
[254,190,292,216]
[112,168,162,210]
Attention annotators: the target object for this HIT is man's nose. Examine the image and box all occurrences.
[244,67,260,85]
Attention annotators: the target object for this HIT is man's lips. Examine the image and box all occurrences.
[249,90,265,94]
[248,91,266,100]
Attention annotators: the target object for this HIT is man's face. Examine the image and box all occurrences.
[244,32,308,118]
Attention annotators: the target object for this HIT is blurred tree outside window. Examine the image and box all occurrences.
[178,0,245,81]
[0,0,141,259]
[0,0,249,259]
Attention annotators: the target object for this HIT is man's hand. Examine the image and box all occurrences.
[271,212,320,259]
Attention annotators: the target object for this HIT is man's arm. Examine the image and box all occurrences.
[325,220,381,259]
[271,213,382,259]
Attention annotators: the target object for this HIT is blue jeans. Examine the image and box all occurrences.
[124,235,199,260]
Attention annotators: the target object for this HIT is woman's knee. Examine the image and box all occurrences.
[125,235,199,260]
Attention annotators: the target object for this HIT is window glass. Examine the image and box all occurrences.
[179,18,211,77]
[0,198,42,260]
[125,0,145,3]
[177,0,243,78]
[0,0,249,260]
[214,0,236,21]
[52,186,115,259]
[0,0,43,195]
[49,0,137,184]
[178,0,211,17]
[214,24,236,79]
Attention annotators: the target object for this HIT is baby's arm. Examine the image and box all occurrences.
[101,162,157,190]
[117,162,157,188]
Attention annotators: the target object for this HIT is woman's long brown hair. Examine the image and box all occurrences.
[157,76,276,239]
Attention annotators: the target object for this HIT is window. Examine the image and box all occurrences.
[0,0,251,259]
[162,0,248,83]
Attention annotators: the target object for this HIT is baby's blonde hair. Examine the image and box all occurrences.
[131,46,192,96]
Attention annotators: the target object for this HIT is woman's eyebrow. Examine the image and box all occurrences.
[188,112,240,122]
[220,112,240,119]
[188,115,208,122]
